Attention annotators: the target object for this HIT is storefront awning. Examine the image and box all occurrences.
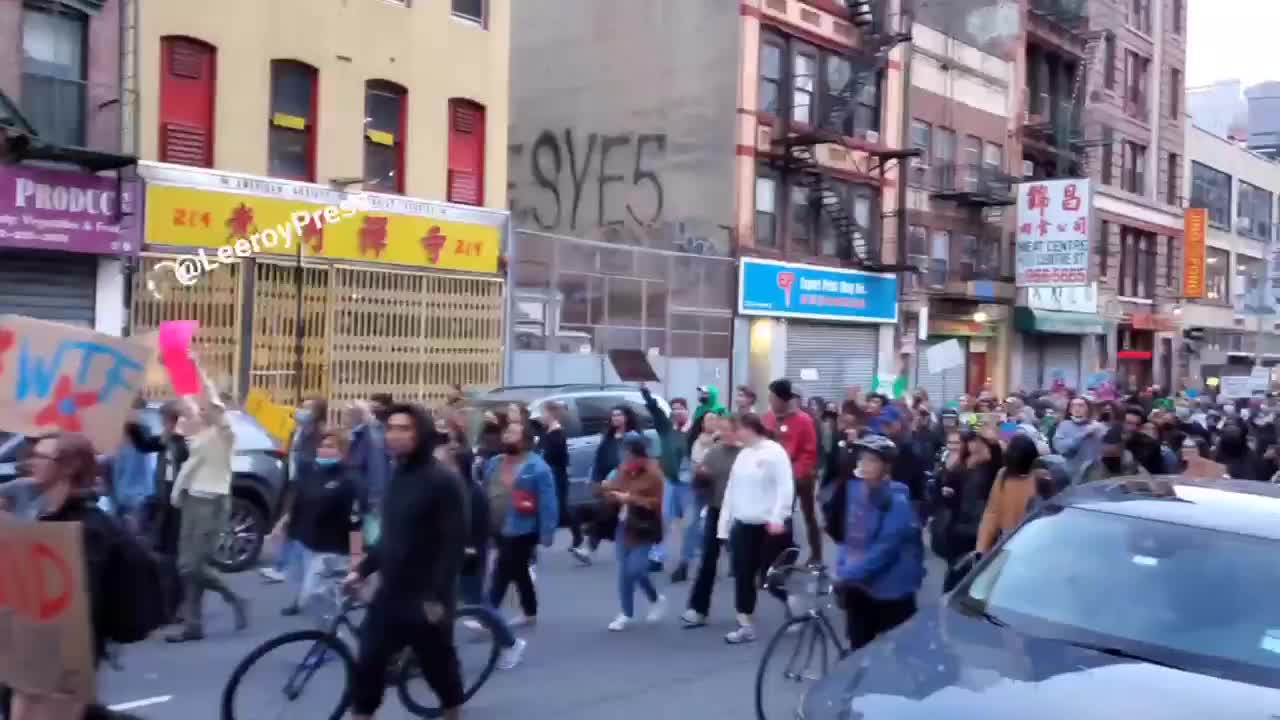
[1014,307,1107,335]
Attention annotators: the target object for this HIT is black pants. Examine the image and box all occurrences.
[351,601,463,715]
[488,533,539,616]
[687,506,723,616]
[729,521,791,616]
[842,586,917,652]
[555,473,585,548]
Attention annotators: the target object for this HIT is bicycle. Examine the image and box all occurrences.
[220,576,502,720]
[753,548,848,720]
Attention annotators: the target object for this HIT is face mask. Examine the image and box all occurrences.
[315,457,340,468]
[295,409,313,424]
[502,442,522,456]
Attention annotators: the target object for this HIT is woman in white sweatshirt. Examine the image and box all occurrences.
[716,413,795,644]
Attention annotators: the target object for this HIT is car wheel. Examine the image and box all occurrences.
[213,495,266,573]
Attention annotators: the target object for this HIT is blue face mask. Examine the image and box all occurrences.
[315,457,340,468]
[295,409,313,424]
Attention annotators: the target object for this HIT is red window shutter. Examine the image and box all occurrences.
[159,37,216,167]
[447,99,485,206]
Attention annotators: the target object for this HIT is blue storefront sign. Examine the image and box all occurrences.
[738,257,898,324]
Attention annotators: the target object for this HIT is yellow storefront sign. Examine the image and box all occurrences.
[144,183,501,274]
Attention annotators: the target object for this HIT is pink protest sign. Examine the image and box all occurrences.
[157,320,200,396]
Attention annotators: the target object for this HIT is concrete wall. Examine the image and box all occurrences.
[135,0,510,208]
[507,0,740,256]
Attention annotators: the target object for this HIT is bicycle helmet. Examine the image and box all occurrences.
[853,434,898,462]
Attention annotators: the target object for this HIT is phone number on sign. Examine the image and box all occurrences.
[1020,268,1088,283]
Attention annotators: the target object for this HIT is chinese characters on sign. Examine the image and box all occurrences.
[1014,179,1092,287]
[1184,208,1206,299]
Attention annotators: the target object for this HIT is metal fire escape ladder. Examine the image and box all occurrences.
[775,1,914,270]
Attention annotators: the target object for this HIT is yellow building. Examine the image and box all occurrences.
[126,0,511,407]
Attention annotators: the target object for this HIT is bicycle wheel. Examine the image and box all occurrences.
[754,616,840,720]
[221,630,356,720]
[396,607,502,718]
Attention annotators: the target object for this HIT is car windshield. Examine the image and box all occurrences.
[958,505,1280,687]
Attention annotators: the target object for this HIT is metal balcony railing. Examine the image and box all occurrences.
[15,73,130,154]
[910,228,1005,289]
[1028,0,1088,28]
[928,163,1016,206]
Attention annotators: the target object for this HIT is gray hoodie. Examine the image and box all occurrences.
[1053,418,1104,484]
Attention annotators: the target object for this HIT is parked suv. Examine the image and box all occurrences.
[462,384,670,511]
[0,407,287,573]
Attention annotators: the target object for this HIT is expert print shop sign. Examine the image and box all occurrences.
[1015,179,1092,287]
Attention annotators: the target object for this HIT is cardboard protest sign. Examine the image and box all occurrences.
[158,320,200,396]
[608,349,659,383]
[0,315,151,452]
[245,388,296,446]
[0,516,95,703]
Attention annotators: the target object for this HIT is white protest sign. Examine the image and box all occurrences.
[925,339,965,373]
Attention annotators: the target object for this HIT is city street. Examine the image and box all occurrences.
[99,534,944,719]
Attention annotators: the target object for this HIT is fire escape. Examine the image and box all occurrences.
[1021,0,1103,179]
[769,0,916,271]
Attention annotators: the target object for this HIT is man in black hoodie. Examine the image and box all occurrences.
[345,404,467,720]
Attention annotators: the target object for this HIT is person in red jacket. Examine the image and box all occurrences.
[762,378,822,565]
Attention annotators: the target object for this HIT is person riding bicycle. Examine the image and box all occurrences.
[822,434,924,652]
[343,404,467,720]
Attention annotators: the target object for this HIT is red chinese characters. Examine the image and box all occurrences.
[300,214,324,254]
[225,203,257,239]
[1062,183,1081,211]
[358,216,389,258]
[421,226,447,264]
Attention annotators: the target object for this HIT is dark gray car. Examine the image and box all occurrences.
[0,408,287,573]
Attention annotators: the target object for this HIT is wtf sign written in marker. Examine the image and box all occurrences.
[0,316,151,452]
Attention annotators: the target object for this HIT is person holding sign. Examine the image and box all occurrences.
[166,361,249,643]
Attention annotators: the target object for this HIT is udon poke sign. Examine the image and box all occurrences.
[0,316,151,452]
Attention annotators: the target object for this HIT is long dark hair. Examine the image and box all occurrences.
[603,404,640,438]
[385,402,440,467]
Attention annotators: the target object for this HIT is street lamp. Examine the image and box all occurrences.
[973,310,990,324]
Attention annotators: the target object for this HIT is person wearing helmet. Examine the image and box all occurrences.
[829,434,925,651]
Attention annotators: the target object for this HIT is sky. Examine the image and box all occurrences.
[1186,0,1280,88]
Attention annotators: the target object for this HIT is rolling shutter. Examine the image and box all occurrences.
[1041,336,1082,391]
[1020,335,1043,392]
[785,322,877,402]
[915,337,967,404]
[0,251,96,326]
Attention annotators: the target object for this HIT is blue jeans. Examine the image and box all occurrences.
[649,481,704,565]
[275,537,303,574]
[459,569,516,649]
[616,527,657,617]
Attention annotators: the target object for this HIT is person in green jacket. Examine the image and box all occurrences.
[641,386,701,582]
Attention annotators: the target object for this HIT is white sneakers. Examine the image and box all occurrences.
[645,595,668,623]
[497,638,527,670]
[258,567,285,583]
[608,614,631,632]
[680,609,707,628]
[724,624,758,644]
[508,614,536,628]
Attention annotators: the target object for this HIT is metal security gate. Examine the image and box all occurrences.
[916,337,968,404]
[130,253,244,398]
[0,251,97,326]
[785,322,878,402]
[1020,334,1043,392]
[1042,336,1082,391]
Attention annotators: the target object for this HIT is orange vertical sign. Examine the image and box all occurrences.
[1184,208,1207,299]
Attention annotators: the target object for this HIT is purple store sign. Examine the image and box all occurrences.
[0,163,140,255]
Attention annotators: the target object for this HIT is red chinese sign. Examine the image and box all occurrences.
[1015,179,1092,287]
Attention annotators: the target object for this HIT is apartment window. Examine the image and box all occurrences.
[790,183,815,255]
[20,5,86,147]
[906,225,927,287]
[850,184,877,256]
[364,80,406,194]
[1237,181,1273,241]
[267,61,317,181]
[755,171,778,249]
[1124,50,1149,117]
[1165,152,1179,205]
[958,233,978,279]
[447,99,485,205]
[963,135,981,190]
[1190,161,1232,229]
[1205,247,1230,303]
[759,38,783,116]
[928,230,950,286]
[822,55,851,127]
[982,142,1003,174]
[934,128,956,188]
[1236,254,1265,306]
[1100,127,1114,185]
[1103,32,1116,90]
[909,119,930,187]
[1172,0,1183,34]
[1169,68,1182,116]
[852,70,881,134]
[1118,228,1156,299]
[1098,220,1111,279]
[1130,0,1150,33]
[1165,235,1178,294]
[158,36,216,167]
[1121,140,1146,194]
[792,46,817,125]
[452,0,486,25]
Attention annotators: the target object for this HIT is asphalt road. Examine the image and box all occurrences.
[99,531,945,719]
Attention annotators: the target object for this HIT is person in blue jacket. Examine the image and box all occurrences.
[829,434,925,651]
[482,418,559,627]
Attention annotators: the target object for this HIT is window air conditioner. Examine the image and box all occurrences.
[1022,160,1035,178]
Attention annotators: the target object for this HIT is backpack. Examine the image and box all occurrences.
[101,521,180,643]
